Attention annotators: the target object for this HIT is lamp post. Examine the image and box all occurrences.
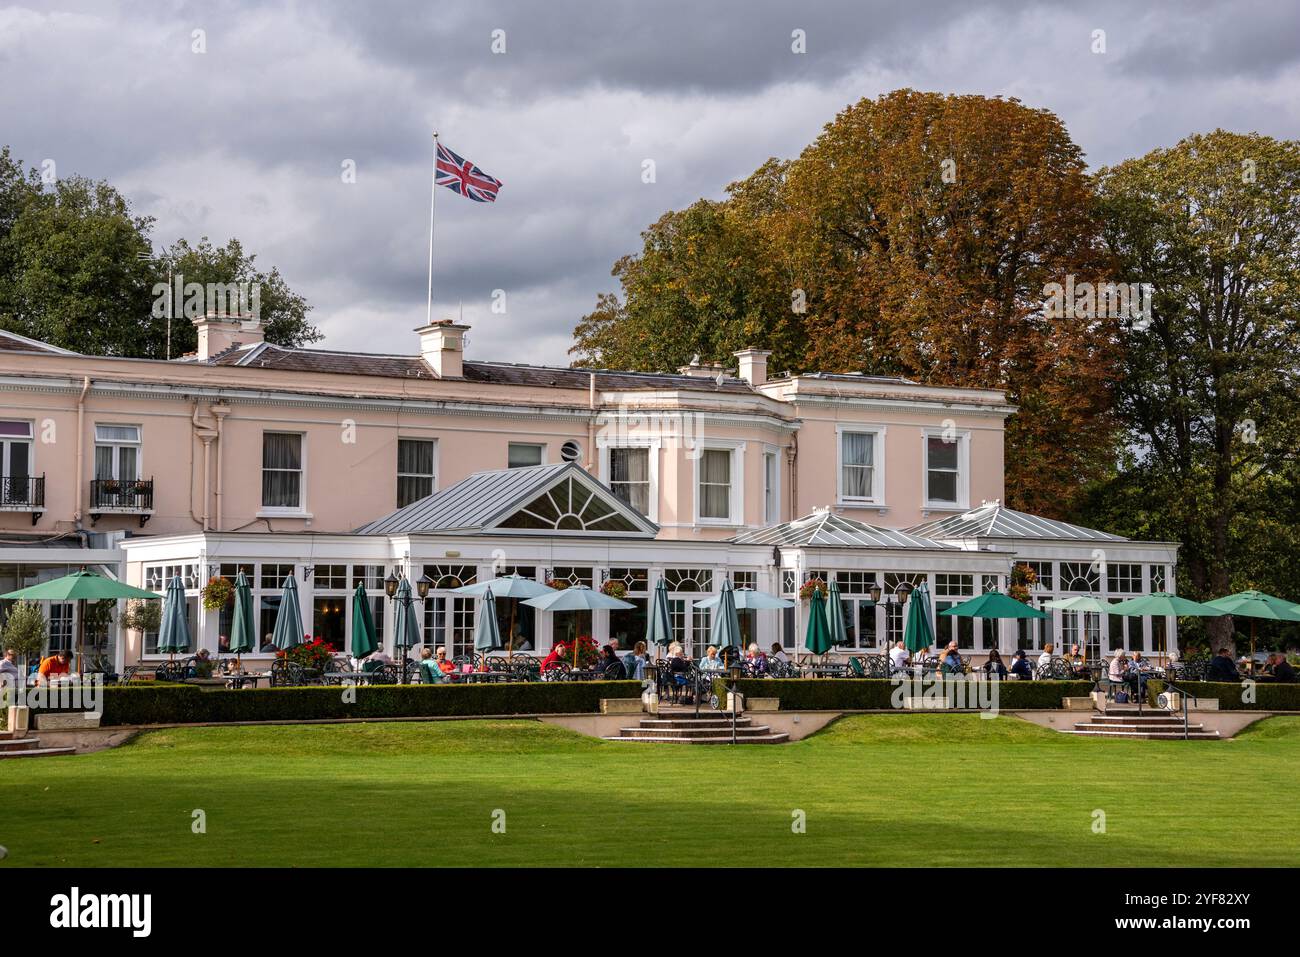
[384,570,433,681]
[868,581,913,666]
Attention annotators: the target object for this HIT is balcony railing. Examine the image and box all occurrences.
[0,474,45,523]
[89,477,154,525]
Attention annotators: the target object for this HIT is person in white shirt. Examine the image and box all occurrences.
[0,648,21,689]
[1038,642,1055,673]
[769,643,791,664]
[1108,648,1128,682]
[889,641,909,673]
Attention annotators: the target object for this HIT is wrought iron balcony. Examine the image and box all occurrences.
[89,477,154,526]
[0,474,44,523]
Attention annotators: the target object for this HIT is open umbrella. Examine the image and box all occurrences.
[228,571,256,667]
[827,579,849,649]
[2,568,159,673]
[271,574,305,653]
[392,577,422,666]
[939,589,1046,658]
[708,578,742,656]
[156,575,191,660]
[1042,596,1111,662]
[474,588,504,662]
[350,581,378,662]
[804,587,833,656]
[454,573,548,660]
[523,585,635,668]
[1202,590,1300,666]
[695,588,794,610]
[645,578,672,659]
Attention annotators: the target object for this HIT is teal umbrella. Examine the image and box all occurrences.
[827,579,849,647]
[903,585,938,654]
[156,575,192,658]
[805,587,833,656]
[523,585,635,668]
[646,578,672,657]
[939,590,1050,619]
[350,582,378,661]
[708,578,742,653]
[392,577,422,660]
[454,573,547,659]
[473,588,504,656]
[1043,596,1113,613]
[1106,592,1220,618]
[1202,590,1300,664]
[228,571,256,662]
[271,574,305,652]
[695,588,794,610]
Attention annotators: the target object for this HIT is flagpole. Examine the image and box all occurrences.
[427,131,439,326]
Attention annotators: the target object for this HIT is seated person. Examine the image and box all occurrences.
[37,648,72,684]
[1066,643,1089,676]
[1272,655,1296,683]
[540,643,568,672]
[698,645,723,672]
[433,645,457,675]
[259,634,277,654]
[940,642,963,674]
[745,643,768,675]
[1037,643,1055,673]
[983,648,1008,678]
[888,641,910,673]
[417,647,445,684]
[1206,647,1240,682]
[1009,649,1033,680]
[1107,648,1128,684]
[598,644,627,679]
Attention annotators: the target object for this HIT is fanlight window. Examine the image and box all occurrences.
[497,477,642,533]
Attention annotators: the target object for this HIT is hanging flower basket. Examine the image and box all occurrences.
[600,580,628,599]
[799,577,828,601]
[201,576,234,611]
[547,578,570,590]
[1008,563,1038,604]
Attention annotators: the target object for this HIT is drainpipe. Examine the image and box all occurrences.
[587,372,597,472]
[211,404,231,530]
[73,376,91,526]
[191,402,218,530]
[787,432,798,519]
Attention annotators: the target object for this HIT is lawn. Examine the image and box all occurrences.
[2,714,1297,867]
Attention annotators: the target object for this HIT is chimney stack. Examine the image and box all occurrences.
[416,321,469,378]
[733,348,771,387]
[193,312,264,361]
[676,354,730,378]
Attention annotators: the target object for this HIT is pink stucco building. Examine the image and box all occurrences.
[0,314,1178,669]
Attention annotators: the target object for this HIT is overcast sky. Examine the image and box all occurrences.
[3,0,1298,366]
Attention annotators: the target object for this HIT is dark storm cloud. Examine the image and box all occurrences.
[3,0,1299,364]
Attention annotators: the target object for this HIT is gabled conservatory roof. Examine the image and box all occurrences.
[906,502,1127,543]
[730,511,954,550]
[354,462,659,537]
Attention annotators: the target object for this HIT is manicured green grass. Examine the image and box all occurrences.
[3,715,1297,867]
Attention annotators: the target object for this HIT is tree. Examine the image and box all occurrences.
[571,91,1123,515]
[2,600,47,676]
[0,147,319,357]
[1089,131,1300,653]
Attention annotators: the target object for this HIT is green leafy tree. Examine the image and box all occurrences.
[1089,131,1300,652]
[2,600,47,675]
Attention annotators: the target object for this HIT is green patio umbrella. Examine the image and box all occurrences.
[473,587,504,659]
[827,579,849,648]
[349,582,378,661]
[271,574,305,652]
[228,571,256,665]
[804,587,833,656]
[392,577,422,662]
[1106,592,1221,618]
[1203,590,1300,665]
[156,575,191,659]
[645,578,672,657]
[1042,596,1113,613]
[708,578,742,654]
[939,589,1046,657]
[2,567,159,672]
[903,585,937,654]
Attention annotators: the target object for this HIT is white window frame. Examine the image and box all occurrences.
[835,425,886,507]
[259,431,307,515]
[507,442,546,469]
[396,437,439,507]
[598,441,659,523]
[0,420,34,480]
[921,427,969,510]
[93,423,142,481]
[693,441,744,527]
[763,447,780,525]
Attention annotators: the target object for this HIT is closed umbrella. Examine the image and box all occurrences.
[271,574,305,652]
[804,587,833,656]
[228,571,256,666]
[827,579,849,648]
[708,579,742,656]
[645,578,672,659]
[523,585,635,668]
[1202,590,1300,667]
[156,575,191,660]
[392,577,422,664]
[350,582,378,661]
[474,588,504,661]
[903,586,937,655]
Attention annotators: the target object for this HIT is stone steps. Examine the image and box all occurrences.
[1066,709,1221,740]
[0,728,77,758]
[605,713,788,744]
[604,734,790,745]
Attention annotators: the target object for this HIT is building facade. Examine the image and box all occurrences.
[0,315,1179,669]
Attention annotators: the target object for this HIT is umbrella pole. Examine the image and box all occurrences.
[507,603,516,663]
[77,597,85,674]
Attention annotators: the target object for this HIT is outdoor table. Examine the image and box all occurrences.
[223,673,264,689]
[322,671,371,685]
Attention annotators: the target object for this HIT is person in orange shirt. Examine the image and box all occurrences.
[37,648,72,683]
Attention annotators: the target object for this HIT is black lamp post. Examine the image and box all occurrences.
[868,581,913,659]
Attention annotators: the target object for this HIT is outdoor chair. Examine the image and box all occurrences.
[510,656,541,682]
[368,664,400,685]
[116,665,140,685]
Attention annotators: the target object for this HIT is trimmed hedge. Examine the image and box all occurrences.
[730,678,1094,711]
[1148,679,1300,711]
[57,680,643,727]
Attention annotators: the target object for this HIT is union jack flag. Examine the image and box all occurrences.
[435,142,503,203]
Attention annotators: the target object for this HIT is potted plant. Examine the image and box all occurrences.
[1008,563,1038,603]
[278,638,335,672]
[799,577,828,601]
[600,580,628,599]
[201,576,234,611]
[121,598,162,634]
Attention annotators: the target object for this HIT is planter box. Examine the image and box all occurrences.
[34,711,102,731]
[904,696,951,710]
[7,705,30,734]
[601,698,642,715]
[745,697,779,712]
[1062,697,1094,711]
